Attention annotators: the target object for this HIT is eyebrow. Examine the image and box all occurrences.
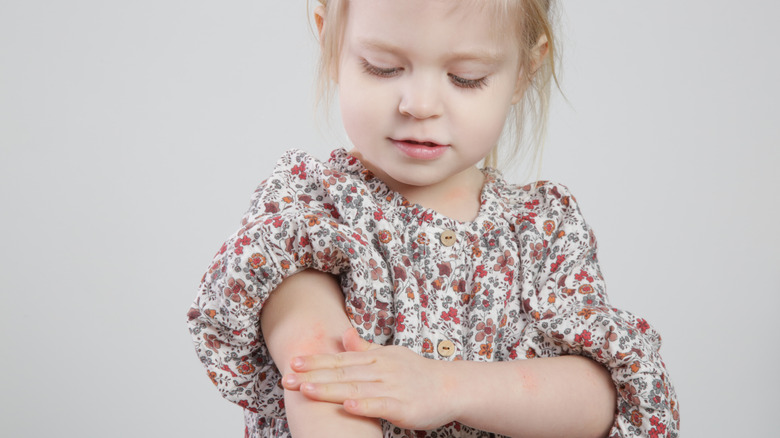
[357,39,504,64]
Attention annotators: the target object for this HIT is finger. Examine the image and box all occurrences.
[290,349,374,372]
[282,364,375,390]
[299,381,385,404]
[343,396,402,421]
[342,327,380,352]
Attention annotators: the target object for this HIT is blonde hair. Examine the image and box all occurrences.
[311,0,559,172]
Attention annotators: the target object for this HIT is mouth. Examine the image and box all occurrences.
[392,138,448,147]
[390,138,450,160]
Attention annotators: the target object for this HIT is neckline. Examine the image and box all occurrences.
[327,148,507,227]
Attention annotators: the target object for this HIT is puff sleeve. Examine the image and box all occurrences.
[185,150,374,416]
[514,182,680,438]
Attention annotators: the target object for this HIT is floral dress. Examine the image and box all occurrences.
[187,149,679,437]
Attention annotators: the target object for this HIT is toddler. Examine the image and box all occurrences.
[187,1,680,437]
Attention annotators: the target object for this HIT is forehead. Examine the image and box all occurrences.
[342,0,519,60]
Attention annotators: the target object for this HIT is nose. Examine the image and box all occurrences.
[398,74,443,119]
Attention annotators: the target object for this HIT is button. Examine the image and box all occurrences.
[437,340,456,357]
[440,230,457,247]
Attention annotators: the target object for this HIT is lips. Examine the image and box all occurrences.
[390,138,450,160]
[397,139,443,147]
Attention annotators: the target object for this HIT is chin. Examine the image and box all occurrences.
[386,172,445,188]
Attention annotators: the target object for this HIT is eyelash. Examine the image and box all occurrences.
[360,59,488,90]
[361,59,399,78]
[448,73,488,90]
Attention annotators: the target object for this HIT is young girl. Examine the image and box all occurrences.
[187,1,679,437]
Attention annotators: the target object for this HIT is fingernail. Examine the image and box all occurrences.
[301,382,315,392]
[283,374,298,386]
[292,357,305,368]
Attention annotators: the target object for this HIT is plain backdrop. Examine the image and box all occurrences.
[1,1,778,437]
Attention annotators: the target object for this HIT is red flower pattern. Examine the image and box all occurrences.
[188,149,679,438]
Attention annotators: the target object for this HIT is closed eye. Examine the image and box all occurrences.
[362,58,487,89]
[448,73,488,89]
[361,59,401,78]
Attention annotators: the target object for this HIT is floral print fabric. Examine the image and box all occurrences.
[187,149,679,437]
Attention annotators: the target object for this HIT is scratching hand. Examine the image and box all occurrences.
[282,328,457,430]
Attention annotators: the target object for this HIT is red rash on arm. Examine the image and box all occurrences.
[260,269,382,437]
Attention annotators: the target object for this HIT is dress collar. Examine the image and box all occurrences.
[327,148,512,228]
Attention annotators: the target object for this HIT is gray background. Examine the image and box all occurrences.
[1,1,778,436]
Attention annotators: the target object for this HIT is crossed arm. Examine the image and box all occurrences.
[261,269,616,437]
[260,269,383,437]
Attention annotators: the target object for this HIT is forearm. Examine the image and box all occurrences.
[447,355,616,438]
[260,269,382,437]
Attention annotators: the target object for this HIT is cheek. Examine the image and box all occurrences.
[339,75,394,145]
[456,95,512,150]
[340,91,374,148]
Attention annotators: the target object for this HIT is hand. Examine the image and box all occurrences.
[282,328,458,430]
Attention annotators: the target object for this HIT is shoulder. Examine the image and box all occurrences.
[265,149,329,190]
[487,179,596,251]
[243,149,340,217]
[243,148,382,224]
[498,180,585,219]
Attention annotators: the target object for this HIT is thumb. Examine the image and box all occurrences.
[342,327,379,352]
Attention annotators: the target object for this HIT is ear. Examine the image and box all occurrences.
[530,34,549,73]
[511,34,549,104]
[314,5,326,43]
[314,4,338,82]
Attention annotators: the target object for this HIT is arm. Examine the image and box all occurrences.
[260,269,382,438]
[284,213,678,436]
[283,329,614,437]
[276,183,677,436]
[446,355,615,438]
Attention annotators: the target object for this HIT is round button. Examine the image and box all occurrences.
[437,340,456,357]
[440,230,457,247]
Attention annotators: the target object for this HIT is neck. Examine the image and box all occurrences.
[400,170,485,222]
[351,150,485,222]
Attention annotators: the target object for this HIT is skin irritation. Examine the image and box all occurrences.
[517,364,540,395]
[291,322,329,354]
[400,174,485,222]
[349,148,484,222]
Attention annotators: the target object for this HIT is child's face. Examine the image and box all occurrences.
[336,0,524,192]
